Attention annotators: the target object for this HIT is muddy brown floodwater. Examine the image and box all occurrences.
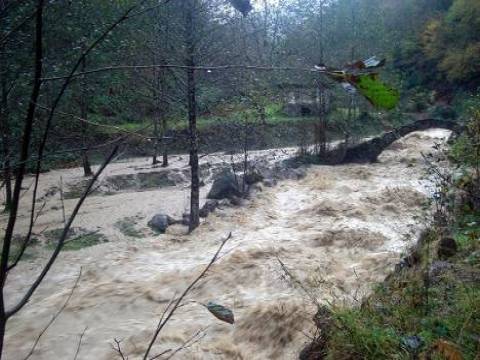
[2,129,450,359]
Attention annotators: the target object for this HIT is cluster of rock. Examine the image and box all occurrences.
[148,159,307,234]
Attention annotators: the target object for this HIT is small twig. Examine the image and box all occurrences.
[111,338,128,360]
[149,349,172,360]
[73,326,88,360]
[23,267,83,360]
[277,257,320,307]
[163,327,207,360]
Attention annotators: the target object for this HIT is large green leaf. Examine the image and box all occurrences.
[355,74,400,110]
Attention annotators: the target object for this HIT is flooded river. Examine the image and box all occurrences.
[2,129,450,359]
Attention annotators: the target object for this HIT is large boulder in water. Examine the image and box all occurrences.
[148,214,175,233]
[207,171,242,200]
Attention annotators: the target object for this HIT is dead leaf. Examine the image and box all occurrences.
[206,301,235,325]
[427,339,463,360]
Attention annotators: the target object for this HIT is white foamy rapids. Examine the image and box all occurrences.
[2,129,451,359]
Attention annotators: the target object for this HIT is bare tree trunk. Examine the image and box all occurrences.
[153,106,160,166]
[185,0,199,232]
[242,124,249,194]
[0,1,142,355]
[152,68,168,167]
[0,0,11,212]
[151,67,160,166]
[152,119,159,165]
[161,115,169,167]
[316,0,327,157]
[0,67,12,212]
[80,57,92,176]
[316,85,327,156]
[0,1,44,355]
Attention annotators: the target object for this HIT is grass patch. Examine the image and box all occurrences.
[115,216,144,238]
[45,228,108,251]
[61,233,108,251]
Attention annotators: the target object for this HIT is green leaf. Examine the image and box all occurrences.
[355,75,400,110]
[206,301,235,325]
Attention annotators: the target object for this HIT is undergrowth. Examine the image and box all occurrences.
[325,225,479,360]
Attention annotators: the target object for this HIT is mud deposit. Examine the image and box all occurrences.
[1,130,450,359]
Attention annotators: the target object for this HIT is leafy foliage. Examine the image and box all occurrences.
[394,0,480,89]
[355,74,400,110]
[327,252,480,359]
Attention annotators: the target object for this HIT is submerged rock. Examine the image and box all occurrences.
[148,214,175,233]
[200,200,219,218]
[263,178,277,187]
[244,170,264,185]
[207,171,243,200]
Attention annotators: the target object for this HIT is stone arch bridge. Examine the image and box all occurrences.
[338,119,463,164]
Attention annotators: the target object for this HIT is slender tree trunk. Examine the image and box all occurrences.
[80,57,92,176]
[161,116,168,167]
[0,0,11,212]
[152,68,160,166]
[0,315,5,360]
[152,69,168,167]
[153,99,160,166]
[0,66,12,212]
[185,0,199,232]
[0,1,44,356]
[242,124,249,194]
[316,0,327,157]
[153,115,159,165]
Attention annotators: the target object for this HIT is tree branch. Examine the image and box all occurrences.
[143,232,232,360]
[73,326,88,360]
[23,268,83,360]
[6,146,118,318]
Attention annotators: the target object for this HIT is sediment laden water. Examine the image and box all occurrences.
[2,129,450,359]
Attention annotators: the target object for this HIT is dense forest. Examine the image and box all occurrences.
[0,0,479,359]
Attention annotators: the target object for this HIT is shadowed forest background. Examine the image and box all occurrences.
[3,0,478,169]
